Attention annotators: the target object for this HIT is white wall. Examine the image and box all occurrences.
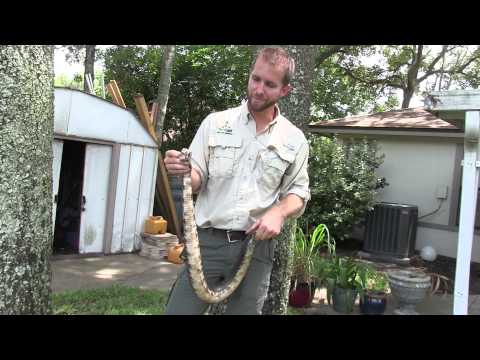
[375,138,457,226]
[417,227,480,263]
[370,136,479,262]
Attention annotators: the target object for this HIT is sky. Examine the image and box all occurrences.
[54,46,106,78]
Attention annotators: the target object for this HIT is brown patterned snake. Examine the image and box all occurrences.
[180,148,257,303]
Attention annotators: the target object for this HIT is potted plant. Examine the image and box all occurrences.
[358,268,389,315]
[323,256,367,314]
[289,223,333,308]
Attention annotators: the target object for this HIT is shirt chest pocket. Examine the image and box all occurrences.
[208,135,242,178]
[259,148,295,190]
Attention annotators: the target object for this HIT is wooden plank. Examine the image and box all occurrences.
[106,82,121,106]
[157,153,183,241]
[133,94,158,141]
[150,101,159,127]
[109,80,126,108]
[133,95,152,128]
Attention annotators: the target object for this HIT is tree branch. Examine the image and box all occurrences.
[341,66,405,90]
[315,45,345,67]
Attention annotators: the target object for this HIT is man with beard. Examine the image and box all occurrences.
[164,47,310,315]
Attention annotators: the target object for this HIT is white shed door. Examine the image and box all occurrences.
[52,139,64,231]
[79,143,112,254]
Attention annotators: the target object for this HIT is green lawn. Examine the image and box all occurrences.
[53,285,304,315]
[53,285,169,315]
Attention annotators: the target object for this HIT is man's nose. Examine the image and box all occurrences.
[254,81,265,94]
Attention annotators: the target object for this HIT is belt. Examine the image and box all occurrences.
[200,228,247,243]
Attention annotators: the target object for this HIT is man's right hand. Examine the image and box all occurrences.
[164,150,191,175]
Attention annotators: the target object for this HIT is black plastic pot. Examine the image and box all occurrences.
[332,287,357,314]
[359,291,387,315]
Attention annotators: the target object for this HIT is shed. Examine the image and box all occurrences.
[308,107,480,264]
[52,87,159,255]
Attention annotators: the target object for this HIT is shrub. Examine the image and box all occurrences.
[299,135,387,241]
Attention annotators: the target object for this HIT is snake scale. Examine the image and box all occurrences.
[180,148,257,303]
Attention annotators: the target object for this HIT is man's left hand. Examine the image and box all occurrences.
[246,207,286,241]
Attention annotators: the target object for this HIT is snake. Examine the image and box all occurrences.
[180,148,257,304]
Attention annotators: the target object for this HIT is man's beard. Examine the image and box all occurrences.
[247,92,277,112]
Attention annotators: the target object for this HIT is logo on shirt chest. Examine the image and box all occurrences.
[283,143,296,152]
[216,124,233,135]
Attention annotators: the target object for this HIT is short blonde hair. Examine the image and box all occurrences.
[253,47,295,86]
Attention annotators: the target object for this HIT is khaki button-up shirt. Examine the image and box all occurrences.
[189,101,310,231]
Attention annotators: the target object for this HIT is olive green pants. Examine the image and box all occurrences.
[165,228,275,315]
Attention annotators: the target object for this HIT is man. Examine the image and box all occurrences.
[164,47,310,315]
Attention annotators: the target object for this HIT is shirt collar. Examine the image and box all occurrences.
[241,99,281,129]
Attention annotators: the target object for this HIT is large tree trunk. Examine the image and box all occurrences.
[401,45,422,109]
[0,46,54,314]
[84,45,96,93]
[154,45,176,144]
[401,88,415,109]
[262,45,317,315]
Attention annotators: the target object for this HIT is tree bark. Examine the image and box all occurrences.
[0,46,54,314]
[84,45,96,93]
[401,88,415,109]
[154,45,176,144]
[262,45,318,315]
[402,45,423,108]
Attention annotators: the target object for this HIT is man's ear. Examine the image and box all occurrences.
[281,84,292,97]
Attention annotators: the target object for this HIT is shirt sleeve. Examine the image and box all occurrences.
[279,140,310,218]
[188,115,211,193]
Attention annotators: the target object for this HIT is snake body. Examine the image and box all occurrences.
[181,148,257,303]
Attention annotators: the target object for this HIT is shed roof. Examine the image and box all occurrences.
[54,87,158,148]
[309,107,461,131]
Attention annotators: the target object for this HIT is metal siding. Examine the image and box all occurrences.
[121,146,144,252]
[68,91,129,143]
[54,88,71,134]
[79,144,112,253]
[111,145,131,253]
[55,89,157,147]
[126,116,158,148]
[52,140,64,230]
[134,148,157,250]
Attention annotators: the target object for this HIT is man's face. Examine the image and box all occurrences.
[247,57,291,112]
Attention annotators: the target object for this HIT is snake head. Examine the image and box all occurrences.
[181,148,192,168]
